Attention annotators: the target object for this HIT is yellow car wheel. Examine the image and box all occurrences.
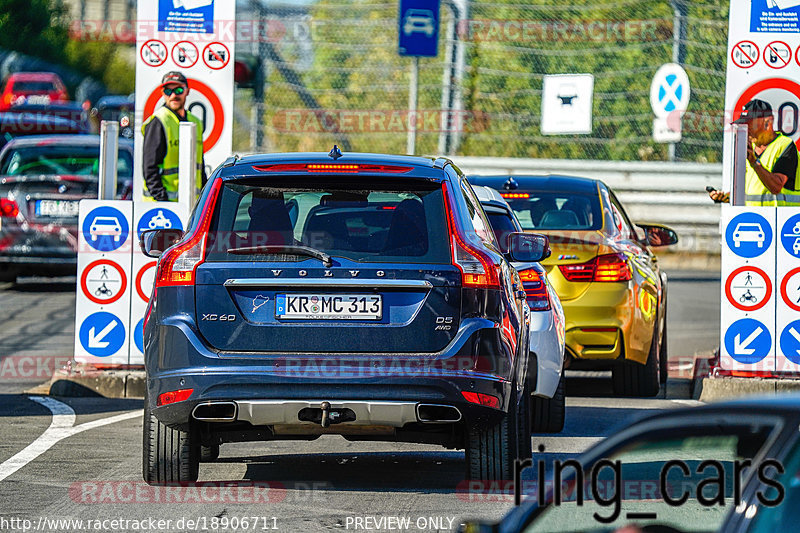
[612,324,660,397]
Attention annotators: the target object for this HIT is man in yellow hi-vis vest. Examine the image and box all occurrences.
[709,99,800,206]
[142,71,207,202]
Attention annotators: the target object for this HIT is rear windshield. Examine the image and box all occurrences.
[12,81,58,92]
[206,177,450,264]
[0,145,133,178]
[505,191,602,230]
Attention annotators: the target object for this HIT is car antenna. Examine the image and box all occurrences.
[503,177,518,190]
[329,145,343,160]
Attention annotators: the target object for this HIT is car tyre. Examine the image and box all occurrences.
[465,389,520,481]
[531,373,565,433]
[142,396,199,485]
[612,324,660,398]
[517,382,532,461]
[659,306,669,385]
[200,444,220,462]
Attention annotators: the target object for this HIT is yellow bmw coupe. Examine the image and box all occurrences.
[469,175,678,397]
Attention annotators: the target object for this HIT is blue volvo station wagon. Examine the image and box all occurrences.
[139,149,549,484]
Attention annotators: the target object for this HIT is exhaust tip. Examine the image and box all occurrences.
[192,401,237,422]
[416,403,462,424]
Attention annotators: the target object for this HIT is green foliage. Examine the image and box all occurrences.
[259,0,729,162]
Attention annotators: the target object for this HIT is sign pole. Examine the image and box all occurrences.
[731,124,748,207]
[178,122,198,212]
[98,121,119,201]
[407,56,419,156]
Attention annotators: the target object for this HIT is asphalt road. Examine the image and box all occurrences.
[0,270,719,532]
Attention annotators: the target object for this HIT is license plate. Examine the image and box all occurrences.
[36,200,79,217]
[26,95,51,105]
[276,294,382,320]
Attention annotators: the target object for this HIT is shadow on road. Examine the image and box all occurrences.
[6,277,77,293]
[0,394,142,418]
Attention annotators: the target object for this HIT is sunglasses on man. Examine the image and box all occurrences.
[163,86,185,96]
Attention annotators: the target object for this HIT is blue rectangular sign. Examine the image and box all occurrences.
[750,0,800,33]
[159,0,214,34]
[398,0,440,57]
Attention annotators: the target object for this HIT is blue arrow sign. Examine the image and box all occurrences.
[398,0,440,57]
[780,320,800,365]
[82,206,129,252]
[137,208,183,239]
[134,317,144,353]
[780,214,800,258]
[725,212,772,259]
[724,318,772,364]
[79,312,126,357]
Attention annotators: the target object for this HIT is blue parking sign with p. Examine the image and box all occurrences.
[725,212,772,258]
[398,0,440,57]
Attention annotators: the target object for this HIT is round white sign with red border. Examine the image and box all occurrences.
[781,267,800,312]
[136,262,157,303]
[734,78,800,146]
[765,41,792,69]
[725,266,772,311]
[81,259,128,305]
[172,41,199,69]
[203,42,231,70]
[140,39,167,67]
[731,40,759,69]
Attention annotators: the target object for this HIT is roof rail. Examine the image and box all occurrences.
[433,157,450,169]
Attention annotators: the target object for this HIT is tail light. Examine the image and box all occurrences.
[442,182,501,289]
[0,198,19,217]
[559,253,631,283]
[518,268,551,310]
[253,163,413,173]
[2,93,13,107]
[157,388,193,406]
[461,391,500,409]
[155,179,221,288]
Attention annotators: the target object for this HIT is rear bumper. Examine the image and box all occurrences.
[560,282,633,362]
[0,225,78,272]
[529,310,564,398]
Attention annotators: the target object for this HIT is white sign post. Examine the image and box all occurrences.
[133,0,235,202]
[541,74,594,135]
[74,201,135,365]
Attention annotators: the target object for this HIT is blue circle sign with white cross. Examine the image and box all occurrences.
[780,214,800,258]
[79,312,126,357]
[650,63,691,118]
[725,212,772,258]
[780,320,800,365]
[136,208,183,239]
[82,206,129,252]
[725,318,771,364]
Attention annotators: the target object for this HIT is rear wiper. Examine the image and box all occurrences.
[226,244,333,267]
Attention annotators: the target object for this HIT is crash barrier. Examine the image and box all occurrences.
[719,207,800,374]
[456,157,723,254]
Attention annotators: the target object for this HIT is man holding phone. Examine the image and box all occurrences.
[708,99,800,206]
[141,71,207,202]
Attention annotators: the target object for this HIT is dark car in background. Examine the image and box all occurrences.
[0,72,68,111]
[91,94,134,138]
[0,102,90,149]
[139,151,548,484]
[0,134,133,282]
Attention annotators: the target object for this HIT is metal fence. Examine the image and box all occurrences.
[234,0,728,163]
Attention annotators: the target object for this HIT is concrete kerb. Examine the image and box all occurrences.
[695,376,800,402]
[28,363,145,399]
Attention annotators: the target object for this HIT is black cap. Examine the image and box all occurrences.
[160,71,187,87]
[732,99,773,123]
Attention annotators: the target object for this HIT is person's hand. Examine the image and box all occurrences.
[746,143,757,166]
[708,189,730,203]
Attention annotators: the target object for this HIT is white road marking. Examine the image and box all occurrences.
[0,396,141,482]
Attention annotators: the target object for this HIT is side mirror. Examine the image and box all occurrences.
[139,228,183,258]
[507,232,551,262]
[637,223,679,247]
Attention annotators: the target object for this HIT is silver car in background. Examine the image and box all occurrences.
[473,185,566,432]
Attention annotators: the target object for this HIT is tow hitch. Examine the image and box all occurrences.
[298,401,356,427]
